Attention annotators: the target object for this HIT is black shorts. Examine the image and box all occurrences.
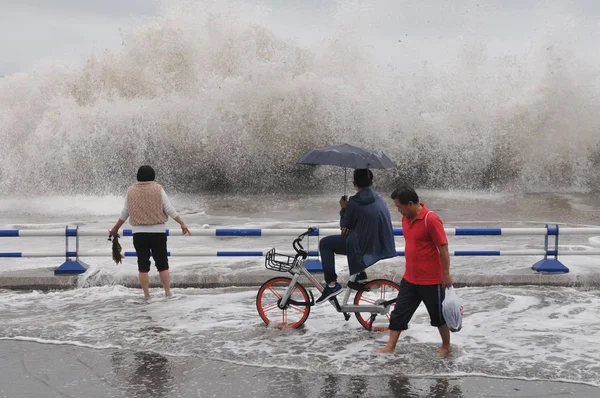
[389,278,446,331]
[132,233,169,273]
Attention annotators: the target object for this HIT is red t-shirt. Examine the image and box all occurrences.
[402,204,448,285]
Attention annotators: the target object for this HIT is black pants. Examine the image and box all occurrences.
[318,234,368,284]
[132,233,169,273]
[319,235,347,284]
[389,278,446,331]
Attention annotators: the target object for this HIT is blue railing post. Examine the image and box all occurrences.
[54,225,88,275]
[304,226,324,273]
[531,224,569,273]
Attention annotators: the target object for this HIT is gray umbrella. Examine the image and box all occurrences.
[297,143,395,196]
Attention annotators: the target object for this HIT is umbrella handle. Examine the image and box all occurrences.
[344,167,347,197]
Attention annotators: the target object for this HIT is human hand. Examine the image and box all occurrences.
[339,195,348,209]
[442,273,453,288]
[181,224,191,236]
[341,227,350,236]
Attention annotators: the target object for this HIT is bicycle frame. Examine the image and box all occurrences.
[279,258,392,316]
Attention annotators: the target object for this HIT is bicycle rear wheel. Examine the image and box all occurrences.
[256,277,311,329]
[354,279,400,331]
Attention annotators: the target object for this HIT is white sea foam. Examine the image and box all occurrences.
[2,285,600,385]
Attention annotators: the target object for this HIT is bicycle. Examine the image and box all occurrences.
[255,227,400,331]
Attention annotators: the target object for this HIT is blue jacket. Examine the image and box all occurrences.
[340,188,397,275]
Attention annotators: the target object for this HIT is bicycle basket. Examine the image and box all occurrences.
[265,248,298,272]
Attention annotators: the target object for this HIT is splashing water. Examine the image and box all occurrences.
[1,0,599,195]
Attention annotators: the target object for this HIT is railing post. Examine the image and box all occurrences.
[54,225,88,275]
[305,226,324,273]
[531,224,569,273]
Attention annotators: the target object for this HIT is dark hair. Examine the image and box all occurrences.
[390,187,419,205]
[353,169,373,189]
[137,165,156,182]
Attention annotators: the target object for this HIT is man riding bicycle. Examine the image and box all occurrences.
[316,169,398,303]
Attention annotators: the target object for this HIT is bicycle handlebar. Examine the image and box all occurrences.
[292,227,316,257]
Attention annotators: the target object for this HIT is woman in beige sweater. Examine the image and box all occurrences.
[110,166,190,297]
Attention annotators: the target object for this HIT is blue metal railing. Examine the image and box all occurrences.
[3,225,600,274]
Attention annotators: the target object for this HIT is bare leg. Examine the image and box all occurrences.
[376,330,402,353]
[139,272,150,298]
[436,325,451,356]
[159,270,171,297]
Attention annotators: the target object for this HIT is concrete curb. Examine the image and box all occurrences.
[3,268,600,291]
[0,268,79,290]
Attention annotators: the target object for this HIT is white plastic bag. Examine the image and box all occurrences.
[442,287,463,332]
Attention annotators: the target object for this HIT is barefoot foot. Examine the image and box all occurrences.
[375,346,396,353]
[436,346,451,357]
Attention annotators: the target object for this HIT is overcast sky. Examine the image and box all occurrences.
[0,0,159,75]
[1,0,599,76]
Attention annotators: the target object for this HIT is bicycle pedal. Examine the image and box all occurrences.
[347,281,370,292]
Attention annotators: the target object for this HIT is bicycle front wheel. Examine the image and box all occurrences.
[256,277,311,329]
[354,279,400,332]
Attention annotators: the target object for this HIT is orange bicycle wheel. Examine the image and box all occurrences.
[354,279,400,331]
[256,277,311,329]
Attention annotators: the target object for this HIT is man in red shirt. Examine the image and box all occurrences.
[376,187,453,356]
